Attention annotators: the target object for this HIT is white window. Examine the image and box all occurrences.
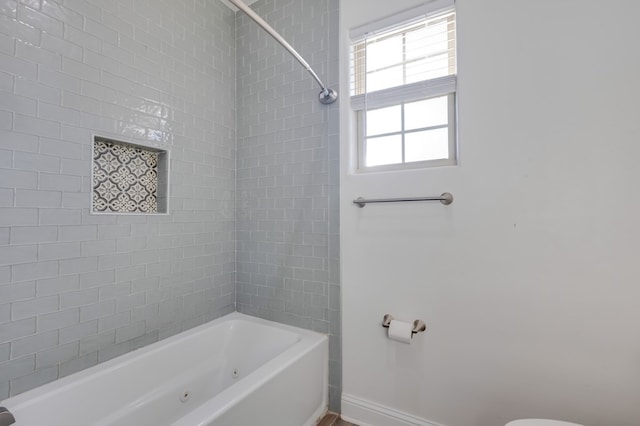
[350,1,457,171]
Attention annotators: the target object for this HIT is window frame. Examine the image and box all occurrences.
[357,93,457,172]
[349,1,458,173]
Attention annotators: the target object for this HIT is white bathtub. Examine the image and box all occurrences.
[2,313,328,426]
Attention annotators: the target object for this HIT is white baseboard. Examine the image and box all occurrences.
[341,394,445,426]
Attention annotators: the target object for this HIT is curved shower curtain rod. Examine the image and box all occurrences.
[227,0,338,105]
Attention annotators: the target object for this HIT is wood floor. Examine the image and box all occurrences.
[317,412,358,426]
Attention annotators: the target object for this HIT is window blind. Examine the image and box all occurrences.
[349,2,456,111]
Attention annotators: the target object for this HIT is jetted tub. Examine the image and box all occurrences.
[1,313,328,426]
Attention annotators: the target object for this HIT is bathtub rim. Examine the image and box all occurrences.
[2,312,328,414]
[172,316,329,425]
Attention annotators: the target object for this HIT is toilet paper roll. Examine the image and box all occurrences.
[388,319,413,344]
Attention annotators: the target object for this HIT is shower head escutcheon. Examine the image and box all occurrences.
[319,88,338,105]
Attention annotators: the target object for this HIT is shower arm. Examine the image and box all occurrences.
[227,0,338,104]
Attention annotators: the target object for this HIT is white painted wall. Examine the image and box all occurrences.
[339,1,640,426]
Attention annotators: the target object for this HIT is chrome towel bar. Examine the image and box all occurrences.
[353,192,453,208]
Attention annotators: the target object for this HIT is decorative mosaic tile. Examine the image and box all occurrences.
[92,139,163,214]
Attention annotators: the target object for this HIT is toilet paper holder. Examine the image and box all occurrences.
[382,314,426,335]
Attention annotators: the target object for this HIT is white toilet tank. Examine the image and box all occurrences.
[506,420,584,426]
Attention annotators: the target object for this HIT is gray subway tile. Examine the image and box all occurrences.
[10,226,58,244]
[59,351,97,378]
[12,295,59,320]
[61,288,98,309]
[0,355,35,382]
[37,308,79,332]
[10,366,58,396]
[79,270,115,288]
[36,275,80,296]
[60,256,98,275]
[59,320,98,345]
[38,242,81,261]
[0,304,9,323]
[0,208,39,226]
[0,342,9,362]
[11,330,59,358]
[0,245,38,266]
[12,260,59,282]
[59,225,97,242]
[0,281,36,303]
[36,342,79,369]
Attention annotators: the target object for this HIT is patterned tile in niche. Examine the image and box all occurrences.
[93,140,159,213]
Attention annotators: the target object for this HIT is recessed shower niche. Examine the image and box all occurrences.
[92,136,169,214]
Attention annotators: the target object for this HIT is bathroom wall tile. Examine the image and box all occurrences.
[0,244,37,265]
[39,137,83,160]
[0,266,9,284]
[38,102,81,126]
[11,330,58,358]
[0,188,13,207]
[61,56,100,83]
[60,288,98,309]
[236,0,340,410]
[0,168,38,189]
[35,341,79,369]
[79,270,115,289]
[97,253,131,271]
[59,257,97,276]
[0,318,36,342]
[36,275,80,297]
[97,310,129,333]
[38,242,81,261]
[60,158,89,176]
[114,320,145,344]
[61,192,87,208]
[37,68,81,93]
[97,340,130,363]
[59,225,97,242]
[0,34,15,55]
[0,342,9,362]
[0,129,38,153]
[0,91,36,119]
[10,225,58,245]
[12,295,59,321]
[38,208,81,225]
[14,77,61,104]
[13,151,61,174]
[58,351,97,378]
[0,227,8,245]
[0,51,38,80]
[78,329,114,356]
[13,114,60,138]
[0,208,38,226]
[17,4,63,38]
[9,365,58,396]
[37,308,79,333]
[80,239,116,257]
[79,300,114,323]
[0,149,12,169]
[38,172,82,192]
[11,260,58,282]
[15,42,60,72]
[0,354,35,382]
[1,0,236,398]
[40,1,83,30]
[15,189,62,208]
